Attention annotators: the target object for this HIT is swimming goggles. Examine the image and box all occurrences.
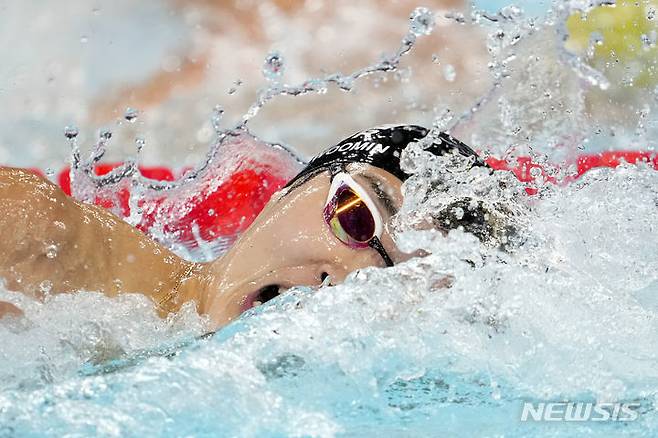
[322,166,395,267]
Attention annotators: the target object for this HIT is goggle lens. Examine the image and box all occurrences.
[324,185,376,248]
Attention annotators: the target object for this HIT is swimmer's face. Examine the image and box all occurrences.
[204,163,410,326]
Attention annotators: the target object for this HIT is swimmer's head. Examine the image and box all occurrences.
[283,124,485,191]
[203,125,487,326]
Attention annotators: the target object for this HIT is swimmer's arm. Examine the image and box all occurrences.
[0,167,192,306]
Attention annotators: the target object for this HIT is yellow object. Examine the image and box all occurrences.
[566,1,658,87]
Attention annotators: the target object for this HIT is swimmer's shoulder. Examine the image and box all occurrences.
[0,167,66,202]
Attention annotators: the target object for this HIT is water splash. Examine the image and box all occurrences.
[2,154,657,435]
[63,125,79,140]
[64,6,438,259]
[4,3,658,435]
[409,7,435,36]
[238,6,435,127]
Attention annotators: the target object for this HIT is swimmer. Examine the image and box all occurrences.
[0,125,485,328]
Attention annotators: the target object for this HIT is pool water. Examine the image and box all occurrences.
[1,159,657,436]
[1,1,658,437]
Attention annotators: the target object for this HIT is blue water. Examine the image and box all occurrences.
[473,0,551,16]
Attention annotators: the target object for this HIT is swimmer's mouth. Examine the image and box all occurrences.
[247,284,282,309]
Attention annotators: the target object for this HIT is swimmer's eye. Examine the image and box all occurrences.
[322,173,383,249]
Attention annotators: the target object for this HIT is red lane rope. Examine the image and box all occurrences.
[15,150,658,244]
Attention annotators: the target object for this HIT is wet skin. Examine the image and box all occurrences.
[0,164,410,329]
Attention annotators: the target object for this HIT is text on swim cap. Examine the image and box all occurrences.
[310,140,391,163]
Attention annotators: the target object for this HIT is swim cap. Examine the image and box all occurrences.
[285,124,484,187]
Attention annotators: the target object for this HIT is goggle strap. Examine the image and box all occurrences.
[368,236,394,267]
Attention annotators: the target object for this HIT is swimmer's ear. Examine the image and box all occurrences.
[430,197,519,250]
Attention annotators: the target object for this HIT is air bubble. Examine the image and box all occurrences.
[409,7,435,36]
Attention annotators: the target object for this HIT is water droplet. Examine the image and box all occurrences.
[400,34,417,51]
[135,137,145,152]
[263,51,285,81]
[443,64,456,82]
[409,7,435,36]
[80,35,88,44]
[228,79,243,95]
[99,130,112,141]
[45,244,58,259]
[648,6,656,20]
[590,31,604,46]
[641,31,656,50]
[64,126,79,139]
[445,11,466,24]
[211,105,224,133]
[500,5,523,20]
[124,107,139,123]
[208,209,215,216]
[337,76,354,91]
[451,206,465,220]
[432,107,454,131]
[303,79,328,94]
[39,280,52,296]
[431,54,440,64]
[45,167,54,177]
